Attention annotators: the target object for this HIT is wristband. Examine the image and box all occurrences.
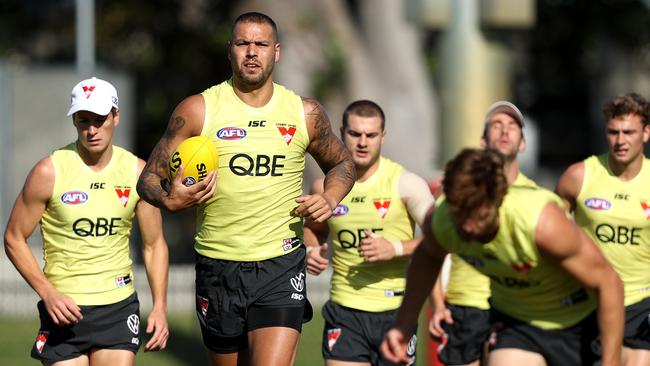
[390,240,404,257]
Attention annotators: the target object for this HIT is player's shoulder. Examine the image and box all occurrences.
[300,96,325,115]
[398,167,429,190]
[559,159,587,182]
[33,155,55,176]
[170,93,206,134]
[15,155,57,202]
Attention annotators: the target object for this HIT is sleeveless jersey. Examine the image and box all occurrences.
[576,154,650,306]
[445,173,538,310]
[327,157,414,312]
[40,143,139,305]
[197,80,309,261]
[433,186,596,330]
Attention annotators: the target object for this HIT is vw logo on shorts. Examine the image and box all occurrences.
[127,314,139,335]
[290,273,305,292]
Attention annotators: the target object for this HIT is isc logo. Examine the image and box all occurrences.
[585,197,611,210]
[61,191,89,205]
[217,127,247,140]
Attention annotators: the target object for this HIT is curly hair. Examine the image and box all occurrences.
[602,93,650,126]
[443,149,508,219]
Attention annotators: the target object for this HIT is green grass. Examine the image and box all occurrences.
[0,309,432,365]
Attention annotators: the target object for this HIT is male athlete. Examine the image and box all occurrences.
[556,93,650,366]
[4,77,169,366]
[305,100,434,366]
[381,149,624,366]
[429,101,536,366]
[136,12,355,366]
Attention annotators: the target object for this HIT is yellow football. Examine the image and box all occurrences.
[167,136,218,186]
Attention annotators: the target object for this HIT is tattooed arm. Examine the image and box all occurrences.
[294,98,355,223]
[136,94,216,212]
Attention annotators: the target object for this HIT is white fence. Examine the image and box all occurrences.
[0,252,331,317]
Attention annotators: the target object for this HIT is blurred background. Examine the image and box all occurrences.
[1,0,650,365]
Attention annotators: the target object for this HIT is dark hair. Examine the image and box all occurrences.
[342,100,386,130]
[602,93,650,126]
[443,148,508,219]
[231,12,278,42]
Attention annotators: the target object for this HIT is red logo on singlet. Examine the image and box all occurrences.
[327,328,341,351]
[278,127,296,145]
[115,188,131,207]
[373,200,391,218]
[35,331,49,353]
[641,201,650,219]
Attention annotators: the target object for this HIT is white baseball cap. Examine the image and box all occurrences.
[484,100,525,128]
[66,77,119,117]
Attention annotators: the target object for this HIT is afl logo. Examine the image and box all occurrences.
[217,127,247,140]
[585,197,611,210]
[332,205,349,217]
[61,191,89,205]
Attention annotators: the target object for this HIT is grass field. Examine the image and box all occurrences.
[0,309,432,365]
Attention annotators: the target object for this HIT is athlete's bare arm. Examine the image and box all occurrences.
[359,170,435,262]
[135,159,170,352]
[294,98,355,223]
[554,161,585,213]
[3,157,83,326]
[304,177,331,275]
[428,267,453,340]
[535,202,623,366]
[136,95,216,212]
[381,206,448,364]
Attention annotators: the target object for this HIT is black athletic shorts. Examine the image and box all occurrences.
[619,296,650,350]
[31,292,140,363]
[321,300,417,366]
[195,247,313,353]
[488,308,599,366]
[437,303,491,365]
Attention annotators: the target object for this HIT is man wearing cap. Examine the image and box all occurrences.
[556,93,650,365]
[428,101,535,366]
[4,77,170,365]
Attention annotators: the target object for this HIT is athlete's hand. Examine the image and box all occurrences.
[41,288,83,326]
[293,193,335,223]
[163,166,216,212]
[428,304,452,341]
[307,244,330,275]
[380,327,413,365]
[144,306,169,352]
[359,230,396,262]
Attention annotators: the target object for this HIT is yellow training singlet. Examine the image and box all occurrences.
[327,157,414,312]
[576,154,650,306]
[445,173,537,310]
[434,186,596,330]
[40,143,139,305]
[197,80,309,261]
